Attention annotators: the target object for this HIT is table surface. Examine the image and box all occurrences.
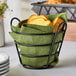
[0,0,76,76]
[0,41,76,76]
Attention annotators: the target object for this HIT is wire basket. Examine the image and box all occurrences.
[10,17,67,69]
[31,1,76,21]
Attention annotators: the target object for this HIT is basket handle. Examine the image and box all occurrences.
[10,17,20,26]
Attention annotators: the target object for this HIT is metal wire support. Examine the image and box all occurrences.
[10,17,67,69]
[31,1,76,21]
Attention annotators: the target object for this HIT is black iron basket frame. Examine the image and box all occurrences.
[10,17,67,69]
[31,1,76,21]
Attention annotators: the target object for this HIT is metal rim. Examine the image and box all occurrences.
[31,1,76,8]
[22,65,54,70]
[10,17,66,35]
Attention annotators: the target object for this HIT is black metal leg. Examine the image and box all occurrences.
[15,41,23,65]
[71,8,76,19]
[54,7,61,13]
[67,8,76,19]
[47,22,67,66]
[58,23,67,55]
[38,6,43,15]
[60,7,66,12]
[44,6,52,15]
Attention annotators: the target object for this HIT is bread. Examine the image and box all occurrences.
[27,15,38,23]
[64,0,74,4]
[27,15,64,32]
[48,0,62,2]
[44,1,62,4]
[27,15,49,23]
[27,15,53,26]
[44,0,76,4]
[72,0,76,4]
[28,18,52,26]
[53,17,64,32]
[44,0,62,4]
[51,1,62,4]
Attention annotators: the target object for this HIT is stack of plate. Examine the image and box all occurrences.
[0,53,9,76]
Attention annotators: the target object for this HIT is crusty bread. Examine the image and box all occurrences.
[27,15,64,32]
[72,0,76,4]
[51,1,62,4]
[27,15,37,23]
[39,15,49,20]
[64,0,74,4]
[48,0,62,2]
[27,15,49,23]
[44,1,62,4]
[44,1,49,4]
[27,15,53,26]
[44,0,62,4]
[27,17,52,26]
[44,0,76,4]
[53,17,64,32]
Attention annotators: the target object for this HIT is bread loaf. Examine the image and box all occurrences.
[27,15,64,32]
[53,17,64,32]
[27,15,53,26]
[44,0,76,4]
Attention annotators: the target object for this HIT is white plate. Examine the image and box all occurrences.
[0,65,9,72]
[0,53,9,65]
[0,62,9,68]
[0,59,9,66]
[0,69,9,75]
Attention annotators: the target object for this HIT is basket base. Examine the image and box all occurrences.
[22,64,54,70]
